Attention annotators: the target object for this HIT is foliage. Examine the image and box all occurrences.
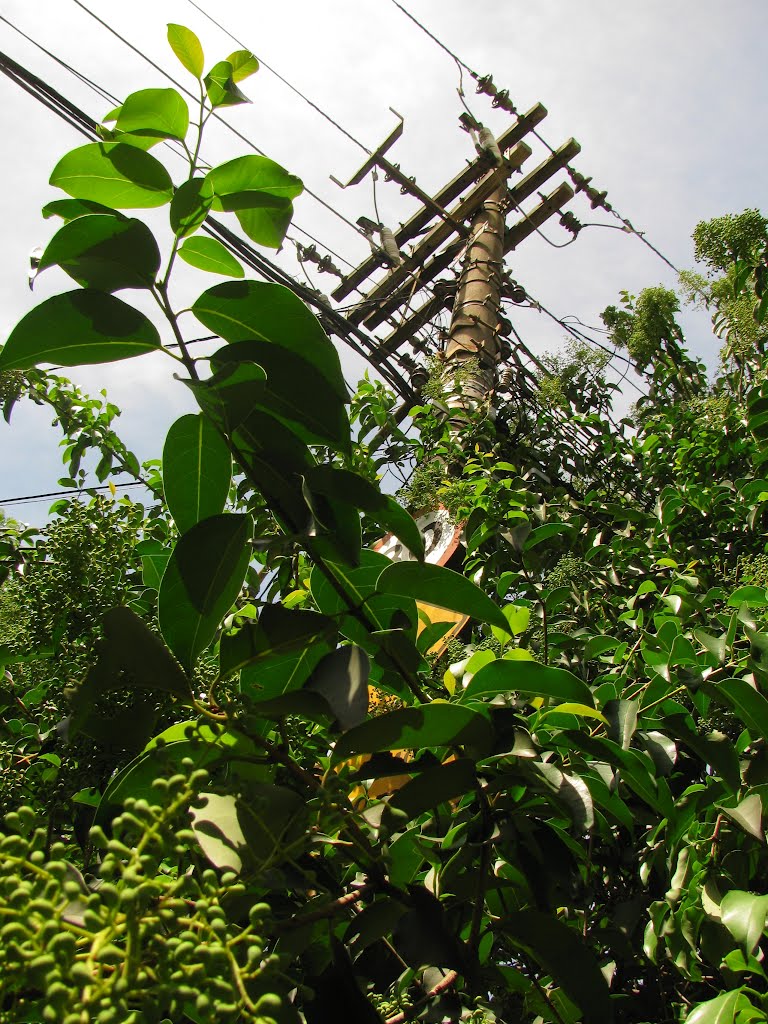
[3,26,768,1024]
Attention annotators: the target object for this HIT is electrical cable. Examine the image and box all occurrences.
[0,480,146,508]
[183,0,371,156]
[387,0,478,79]
[0,45,415,400]
[68,0,373,242]
[387,0,684,277]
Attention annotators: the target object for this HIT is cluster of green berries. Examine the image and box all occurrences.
[545,554,589,591]
[0,767,283,1024]
[369,984,414,1019]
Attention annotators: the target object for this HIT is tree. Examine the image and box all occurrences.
[2,24,768,1024]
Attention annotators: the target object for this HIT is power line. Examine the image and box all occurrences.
[0,45,415,398]
[387,0,683,277]
[0,481,146,508]
[388,0,477,80]
[184,0,371,156]
[68,0,372,243]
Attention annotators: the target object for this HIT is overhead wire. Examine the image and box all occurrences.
[0,43,414,398]
[0,480,146,508]
[68,0,373,243]
[183,0,371,156]
[387,0,684,276]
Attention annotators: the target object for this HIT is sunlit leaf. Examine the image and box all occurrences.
[0,290,161,371]
[116,88,189,141]
[158,513,253,672]
[50,142,173,208]
[162,413,232,535]
[167,23,205,79]
[178,236,244,277]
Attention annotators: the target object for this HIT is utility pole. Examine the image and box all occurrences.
[442,180,507,425]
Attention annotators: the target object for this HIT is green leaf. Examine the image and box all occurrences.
[309,550,417,652]
[204,60,251,108]
[383,758,477,826]
[462,659,594,707]
[711,678,768,740]
[0,290,161,371]
[158,513,254,672]
[719,792,764,842]
[728,586,768,607]
[305,645,370,731]
[377,561,509,633]
[492,603,531,643]
[530,761,595,830]
[42,198,117,221]
[191,792,247,872]
[163,414,232,535]
[38,214,160,291]
[502,911,612,1024]
[604,699,638,749]
[116,88,189,141]
[192,281,346,400]
[178,236,244,277]
[227,49,259,82]
[220,605,337,679]
[170,177,214,237]
[50,142,173,208]
[685,991,742,1024]
[305,466,423,559]
[721,890,768,956]
[209,342,350,450]
[167,23,205,79]
[134,539,171,590]
[88,606,191,699]
[207,155,303,248]
[333,701,492,763]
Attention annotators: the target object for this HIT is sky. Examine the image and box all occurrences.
[0,0,766,526]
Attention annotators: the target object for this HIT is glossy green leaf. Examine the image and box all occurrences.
[377,561,509,632]
[305,645,370,731]
[712,678,768,740]
[492,603,530,643]
[240,641,334,701]
[116,88,189,141]
[220,605,337,679]
[383,758,476,826]
[191,792,246,872]
[604,699,638,749]
[89,606,190,698]
[38,214,160,291]
[192,281,346,401]
[209,342,350,450]
[134,539,171,591]
[204,60,250,108]
[501,911,612,1024]
[0,290,161,371]
[170,177,214,237]
[178,236,244,277]
[158,513,254,672]
[42,198,118,221]
[305,465,424,560]
[207,155,303,248]
[227,49,259,81]
[310,550,417,652]
[684,990,742,1024]
[720,890,768,956]
[162,413,232,535]
[167,23,205,79]
[50,142,173,208]
[332,701,493,763]
[531,761,595,830]
[727,586,768,607]
[462,659,594,707]
[719,792,764,841]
